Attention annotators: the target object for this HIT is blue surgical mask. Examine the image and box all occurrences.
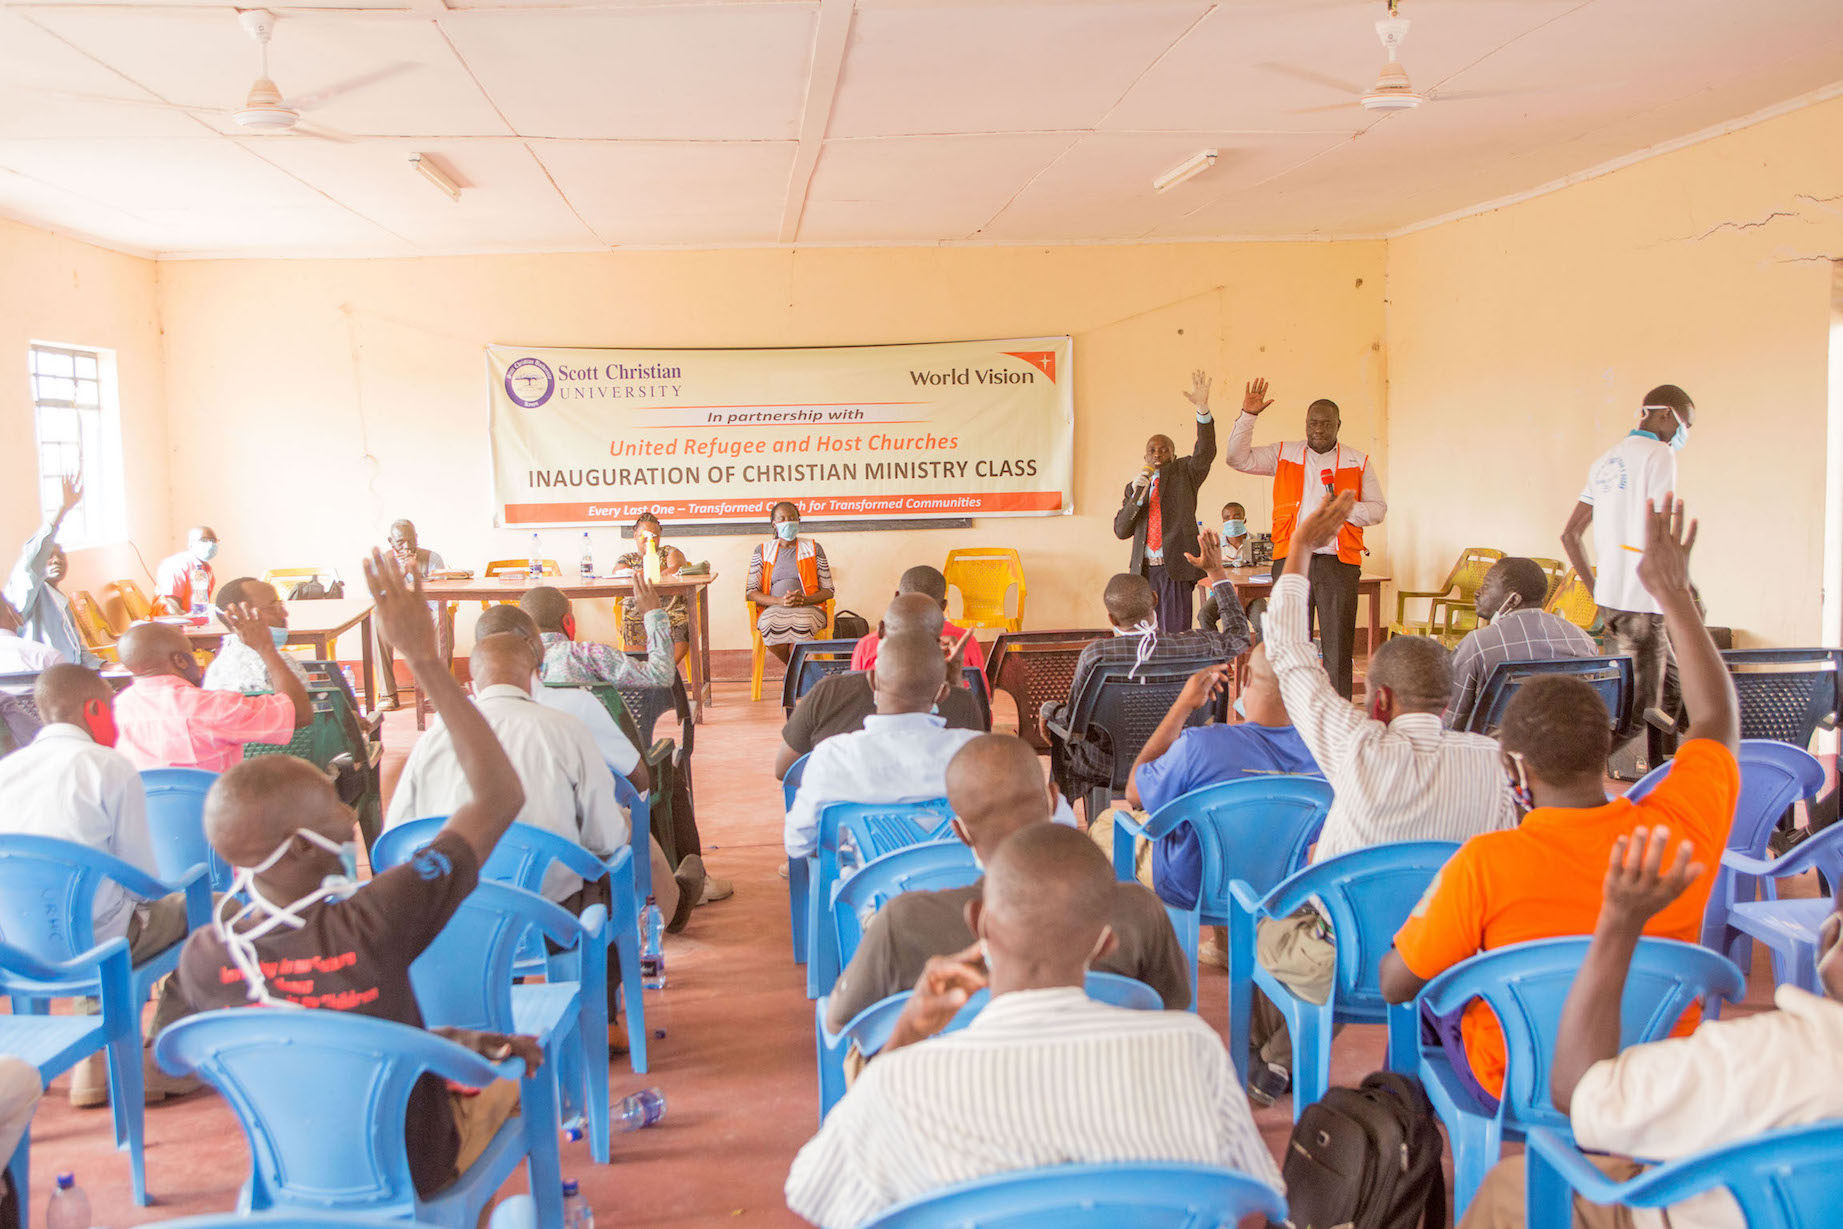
[1225,519,1247,537]
[776,521,799,542]
[269,625,290,649]
[1669,411,1689,452]
[194,540,219,562]
[1233,696,1246,719]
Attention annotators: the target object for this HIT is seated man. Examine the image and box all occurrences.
[785,632,986,861]
[0,663,200,1106]
[153,526,219,615]
[829,733,1189,1035]
[1198,501,1257,632]
[1445,557,1597,731]
[113,609,311,772]
[786,824,1281,1229]
[0,595,64,674]
[1380,496,1737,1111]
[1465,831,1843,1229]
[179,550,539,1201]
[847,565,986,673]
[774,594,985,781]
[202,577,308,694]
[0,1057,39,1226]
[4,472,98,667]
[520,576,675,691]
[1108,644,1319,910]
[377,518,447,710]
[1248,492,1518,1103]
[1039,536,1253,802]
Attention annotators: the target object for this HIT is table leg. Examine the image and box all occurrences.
[1367,582,1383,658]
[359,614,376,711]
[690,587,712,723]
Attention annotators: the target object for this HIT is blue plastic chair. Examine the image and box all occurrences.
[1464,655,1635,739]
[1110,776,1331,1032]
[1228,841,1457,1118]
[411,880,600,1185]
[156,1009,544,1228]
[1526,1122,1843,1229]
[1400,935,1746,1217]
[815,972,1163,1120]
[784,753,810,964]
[807,800,956,998]
[861,1161,1287,1228]
[781,639,860,714]
[0,938,144,1209]
[1724,822,1843,993]
[139,767,234,892]
[611,770,653,903]
[1627,739,1826,975]
[135,1216,426,1229]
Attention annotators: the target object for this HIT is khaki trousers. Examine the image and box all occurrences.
[1085,807,1154,888]
[1461,1152,1641,1229]
[1249,910,1337,1068]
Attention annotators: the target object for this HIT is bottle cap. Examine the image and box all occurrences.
[55,1174,74,1190]
[561,1180,580,1196]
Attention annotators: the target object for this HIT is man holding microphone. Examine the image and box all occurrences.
[1225,382,1387,699]
[1112,370,1222,633]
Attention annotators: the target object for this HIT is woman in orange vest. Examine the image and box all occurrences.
[1225,383,1387,699]
[746,501,835,663]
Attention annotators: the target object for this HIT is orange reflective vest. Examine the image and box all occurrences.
[1272,442,1369,565]
[761,536,821,595]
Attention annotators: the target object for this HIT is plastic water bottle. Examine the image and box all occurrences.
[46,1173,90,1229]
[615,1087,666,1133]
[579,531,594,582]
[189,560,209,616]
[561,1179,592,1229]
[639,896,665,989]
[527,533,543,581]
[642,540,662,585]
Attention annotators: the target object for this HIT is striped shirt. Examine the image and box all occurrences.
[785,987,1282,1229]
[1265,574,1516,862]
[1444,608,1599,731]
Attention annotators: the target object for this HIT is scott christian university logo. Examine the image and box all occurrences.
[505,357,555,408]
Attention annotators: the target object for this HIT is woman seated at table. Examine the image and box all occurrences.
[746,501,833,663]
[618,513,691,664]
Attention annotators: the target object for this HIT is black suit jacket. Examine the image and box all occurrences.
[1113,416,1216,585]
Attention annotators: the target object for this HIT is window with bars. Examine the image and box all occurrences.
[29,342,124,548]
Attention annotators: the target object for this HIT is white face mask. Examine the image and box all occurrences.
[214,827,359,1008]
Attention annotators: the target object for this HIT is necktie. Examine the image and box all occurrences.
[1147,471,1162,546]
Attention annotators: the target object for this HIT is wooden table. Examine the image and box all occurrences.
[1223,567,1392,653]
[179,597,377,709]
[420,573,719,722]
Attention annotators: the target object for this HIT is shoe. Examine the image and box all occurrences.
[1197,935,1229,970]
[68,1053,108,1109]
[698,876,733,905]
[377,694,402,712]
[667,855,705,933]
[143,1049,202,1103]
[777,862,790,880]
[1246,1061,1292,1108]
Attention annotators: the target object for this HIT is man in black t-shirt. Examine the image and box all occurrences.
[176,550,533,1197]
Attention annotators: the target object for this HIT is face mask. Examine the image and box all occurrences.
[560,613,577,641]
[269,625,290,649]
[194,540,219,562]
[1233,696,1246,719]
[1505,751,1534,812]
[214,827,359,1007]
[1224,519,1247,537]
[81,698,117,748]
[776,522,799,542]
[1669,410,1689,452]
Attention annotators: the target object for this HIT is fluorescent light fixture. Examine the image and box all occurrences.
[1153,149,1217,194]
[411,153,461,202]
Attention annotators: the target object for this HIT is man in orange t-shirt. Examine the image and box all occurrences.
[849,565,986,674]
[1380,494,1738,1103]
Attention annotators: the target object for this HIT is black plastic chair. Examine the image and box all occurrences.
[1046,655,1231,819]
[986,629,1109,751]
[1719,649,1841,746]
[960,664,992,731]
[781,639,861,715]
[616,666,696,815]
[1463,656,1635,741]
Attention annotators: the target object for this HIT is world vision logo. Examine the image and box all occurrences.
[1003,351,1058,383]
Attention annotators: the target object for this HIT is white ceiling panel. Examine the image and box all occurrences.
[532,139,796,245]
[827,1,1210,138]
[0,14,209,141]
[799,133,1077,242]
[441,7,817,140]
[24,9,510,139]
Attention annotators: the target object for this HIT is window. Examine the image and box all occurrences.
[29,342,124,548]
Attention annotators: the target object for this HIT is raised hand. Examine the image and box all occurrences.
[1242,377,1273,416]
[1636,494,1697,601]
[1184,527,1227,581]
[894,944,988,1046]
[1184,369,1212,413]
[59,470,84,514]
[1601,825,1704,931]
[630,567,661,617]
[363,547,437,665]
[219,601,274,651]
[1293,490,1356,556]
[1177,664,1232,713]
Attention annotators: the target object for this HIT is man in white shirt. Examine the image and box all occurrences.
[0,595,64,675]
[1464,825,1843,1229]
[1561,385,1694,755]
[202,578,309,695]
[0,664,200,1106]
[786,823,1281,1229]
[784,631,983,860]
[1249,491,1515,1104]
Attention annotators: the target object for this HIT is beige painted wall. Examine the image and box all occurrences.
[0,218,170,604]
[1386,95,1843,648]
[154,241,1388,651]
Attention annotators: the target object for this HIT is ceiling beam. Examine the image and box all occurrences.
[777,0,853,244]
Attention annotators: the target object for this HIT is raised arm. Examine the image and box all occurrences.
[1184,529,1253,659]
[1561,501,1596,587]
[1184,370,1217,475]
[1223,379,1280,476]
[1267,492,1366,759]
[1636,496,1737,750]
[1126,665,1229,809]
[364,549,524,863]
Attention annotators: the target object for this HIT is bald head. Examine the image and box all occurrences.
[475,603,540,651]
[118,621,199,682]
[1103,573,1156,628]
[945,734,1054,858]
[518,586,572,634]
[470,632,537,693]
[35,663,113,727]
[1367,635,1452,716]
[870,631,945,714]
[205,755,350,870]
[896,566,949,607]
[881,593,945,640]
[976,825,1116,983]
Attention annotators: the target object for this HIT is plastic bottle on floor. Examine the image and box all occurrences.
[640,896,666,990]
[46,1173,90,1229]
[616,1088,666,1133]
[561,1179,593,1229]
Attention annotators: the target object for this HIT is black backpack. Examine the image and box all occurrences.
[831,609,871,641]
[1270,1071,1448,1229]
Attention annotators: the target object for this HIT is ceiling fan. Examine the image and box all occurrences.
[1266,0,1510,115]
[46,10,411,142]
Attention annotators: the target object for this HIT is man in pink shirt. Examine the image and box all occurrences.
[849,566,986,673]
[113,605,310,772]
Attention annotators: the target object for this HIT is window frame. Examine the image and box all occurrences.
[28,340,125,551]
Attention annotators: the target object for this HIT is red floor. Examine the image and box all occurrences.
[29,677,1787,1226]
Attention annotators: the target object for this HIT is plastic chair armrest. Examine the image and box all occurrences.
[1441,600,1477,636]
[574,904,609,940]
[1226,879,1265,916]
[1525,1129,1631,1203]
[646,739,674,769]
[1720,848,1782,877]
[1110,810,1150,881]
[1044,715,1074,741]
[1642,706,1676,732]
[173,865,214,930]
[105,853,202,905]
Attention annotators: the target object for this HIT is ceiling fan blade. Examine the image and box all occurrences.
[1286,102,1360,114]
[39,88,232,116]
[281,61,414,113]
[1257,61,1365,98]
[1425,86,1541,103]
[292,120,358,144]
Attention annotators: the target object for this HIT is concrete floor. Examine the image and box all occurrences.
[27,675,1784,1227]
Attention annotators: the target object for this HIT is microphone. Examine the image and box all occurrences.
[1319,467,1334,496]
[1136,463,1156,506]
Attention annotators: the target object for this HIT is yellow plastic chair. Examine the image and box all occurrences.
[1528,557,1569,605]
[747,598,834,702]
[261,567,342,598]
[1544,568,1604,642]
[480,558,560,611]
[67,589,119,663]
[113,579,153,623]
[1389,547,1503,646]
[943,548,1026,634]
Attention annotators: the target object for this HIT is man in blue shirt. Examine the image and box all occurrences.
[3,472,99,668]
[1124,643,1319,909]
